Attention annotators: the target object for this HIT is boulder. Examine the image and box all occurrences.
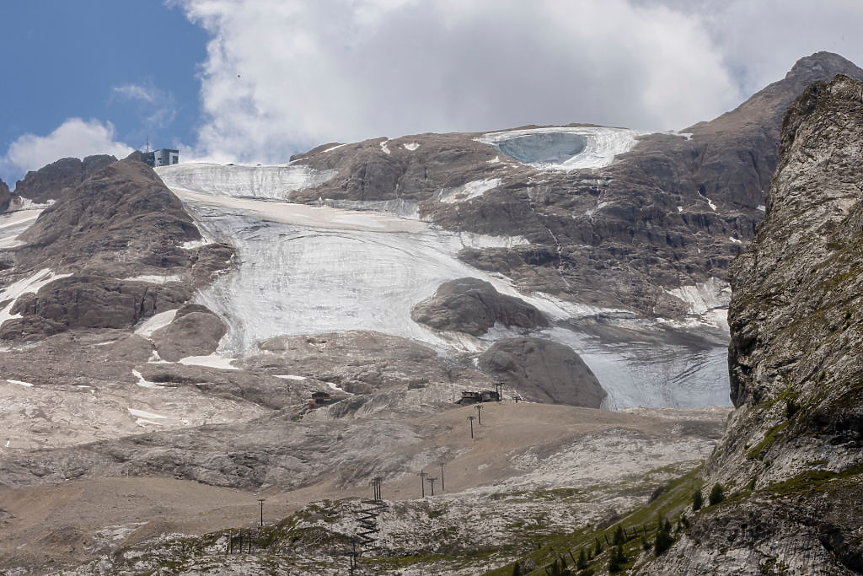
[411,278,548,336]
[478,337,606,407]
[151,304,227,362]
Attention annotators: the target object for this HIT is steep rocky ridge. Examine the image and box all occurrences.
[639,74,863,575]
[285,52,863,317]
[0,158,234,340]
[0,178,10,212]
[10,154,116,205]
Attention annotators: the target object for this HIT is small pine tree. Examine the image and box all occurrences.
[641,535,651,551]
[511,561,520,576]
[594,538,602,556]
[654,517,674,556]
[708,483,725,506]
[576,548,588,570]
[613,524,625,545]
[692,489,703,511]
[608,544,626,573]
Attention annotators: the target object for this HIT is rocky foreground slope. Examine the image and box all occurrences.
[638,74,863,576]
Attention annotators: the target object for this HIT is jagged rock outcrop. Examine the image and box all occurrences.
[479,337,606,407]
[411,277,548,335]
[640,74,863,576]
[286,53,863,317]
[12,155,116,204]
[0,178,10,212]
[0,159,234,340]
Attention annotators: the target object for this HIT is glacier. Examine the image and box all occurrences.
[157,164,731,409]
[476,126,644,170]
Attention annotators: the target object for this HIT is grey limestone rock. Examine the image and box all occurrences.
[411,277,548,336]
[12,155,116,204]
[151,304,227,362]
[478,337,606,408]
[641,74,863,576]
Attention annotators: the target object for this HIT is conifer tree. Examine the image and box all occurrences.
[709,483,725,506]
[692,489,703,511]
[613,524,625,545]
[576,548,588,570]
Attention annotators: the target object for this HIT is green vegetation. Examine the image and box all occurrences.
[484,466,704,576]
[691,489,703,511]
[746,421,789,460]
[708,483,725,506]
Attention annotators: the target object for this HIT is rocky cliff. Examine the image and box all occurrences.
[10,154,116,205]
[640,74,863,576]
[0,178,10,212]
[0,158,233,340]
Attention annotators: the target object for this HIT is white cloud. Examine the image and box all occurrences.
[175,0,741,164]
[111,81,177,131]
[2,118,133,179]
[112,83,159,104]
[173,0,863,165]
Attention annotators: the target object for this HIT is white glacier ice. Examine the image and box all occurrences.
[159,162,731,410]
[156,162,336,201]
[476,126,645,171]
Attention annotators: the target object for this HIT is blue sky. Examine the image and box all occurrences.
[2,1,863,187]
[0,1,205,184]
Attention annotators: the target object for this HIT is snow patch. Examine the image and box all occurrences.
[438,178,501,204]
[677,206,683,213]
[274,374,306,381]
[729,237,742,244]
[177,354,238,370]
[486,156,500,164]
[403,142,420,151]
[0,268,72,327]
[477,126,645,171]
[323,143,347,153]
[6,379,34,387]
[666,277,730,319]
[379,140,391,155]
[757,205,766,212]
[132,369,160,389]
[122,275,183,284]
[128,408,166,420]
[134,309,178,338]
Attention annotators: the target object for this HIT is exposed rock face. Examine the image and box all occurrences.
[286,53,863,317]
[411,278,548,335]
[249,330,490,394]
[641,74,863,575]
[150,304,228,362]
[0,178,10,212]
[12,155,116,204]
[479,337,606,408]
[0,159,233,340]
[15,159,200,274]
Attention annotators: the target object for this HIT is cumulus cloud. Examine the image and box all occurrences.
[174,0,741,164]
[1,118,133,180]
[173,0,863,165]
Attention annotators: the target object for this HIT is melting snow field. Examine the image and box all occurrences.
[476,126,645,171]
[0,208,43,248]
[157,164,731,409]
